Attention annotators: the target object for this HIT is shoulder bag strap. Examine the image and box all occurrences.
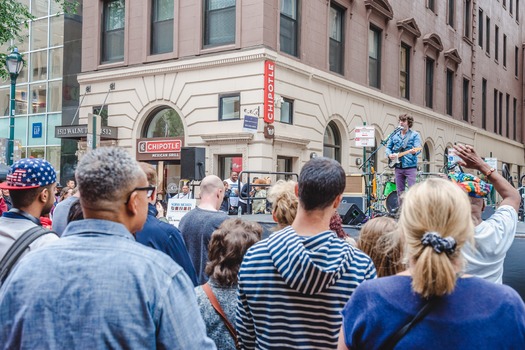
[382,297,438,350]
[0,226,56,284]
[201,283,240,349]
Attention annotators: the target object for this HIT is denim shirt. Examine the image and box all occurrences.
[385,129,422,168]
[0,219,216,349]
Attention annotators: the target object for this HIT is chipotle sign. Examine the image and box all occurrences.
[136,138,183,161]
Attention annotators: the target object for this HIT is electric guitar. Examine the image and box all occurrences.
[388,147,422,168]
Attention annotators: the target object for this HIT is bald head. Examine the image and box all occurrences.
[199,175,225,210]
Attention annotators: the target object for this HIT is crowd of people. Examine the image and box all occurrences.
[0,137,523,348]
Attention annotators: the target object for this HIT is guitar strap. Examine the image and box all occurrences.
[400,130,411,152]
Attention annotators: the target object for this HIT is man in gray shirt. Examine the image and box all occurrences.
[179,175,228,285]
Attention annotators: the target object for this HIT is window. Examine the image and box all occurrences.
[280,97,293,124]
[425,57,434,108]
[503,0,507,8]
[219,94,240,120]
[422,143,431,173]
[494,89,498,133]
[329,3,344,74]
[151,0,174,54]
[93,105,109,126]
[485,17,490,54]
[503,34,507,67]
[276,156,293,181]
[513,97,517,140]
[463,78,469,122]
[464,0,471,38]
[102,0,125,63]
[368,25,382,89]
[446,69,454,116]
[143,108,184,138]
[428,0,435,12]
[517,0,520,21]
[499,91,503,135]
[447,0,455,27]
[280,0,299,57]
[323,121,341,162]
[400,43,410,99]
[510,0,514,15]
[495,25,499,61]
[506,93,510,138]
[204,0,235,47]
[478,9,483,47]
[515,46,519,77]
[218,155,242,181]
[482,78,487,129]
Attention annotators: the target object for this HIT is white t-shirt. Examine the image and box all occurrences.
[462,205,517,284]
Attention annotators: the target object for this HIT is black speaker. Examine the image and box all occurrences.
[338,203,367,225]
[181,147,205,181]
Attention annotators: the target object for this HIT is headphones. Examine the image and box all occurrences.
[9,208,42,226]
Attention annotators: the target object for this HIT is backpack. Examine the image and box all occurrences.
[0,226,57,285]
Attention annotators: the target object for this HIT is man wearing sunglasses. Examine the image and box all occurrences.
[0,147,215,349]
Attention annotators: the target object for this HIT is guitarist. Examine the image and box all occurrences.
[385,114,422,207]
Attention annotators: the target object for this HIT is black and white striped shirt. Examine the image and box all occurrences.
[236,226,376,349]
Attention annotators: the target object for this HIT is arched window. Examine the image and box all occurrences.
[422,142,431,173]
[143,107,184,138]
[323,121,341,162]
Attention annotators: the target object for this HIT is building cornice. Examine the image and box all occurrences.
[78,48,277,84]
[273,135,310,147]
[201,133,254,144]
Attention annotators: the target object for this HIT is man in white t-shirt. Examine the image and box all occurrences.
[452,144,520,284]
[224,172,243,213]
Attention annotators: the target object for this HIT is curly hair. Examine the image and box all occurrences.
[205,218,263,287]
[266,180,298,229]
[76,147,144,207]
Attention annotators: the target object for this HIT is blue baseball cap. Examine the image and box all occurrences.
[0,158,57,190]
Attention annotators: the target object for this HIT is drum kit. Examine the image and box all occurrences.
[368,161,444,217]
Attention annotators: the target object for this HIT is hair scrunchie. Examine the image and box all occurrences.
[421,232,457,255]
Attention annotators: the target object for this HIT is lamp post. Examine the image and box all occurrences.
[5,48,24,165]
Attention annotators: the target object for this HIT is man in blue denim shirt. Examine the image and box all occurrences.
[0,147,216,349]
[385,114,422,208]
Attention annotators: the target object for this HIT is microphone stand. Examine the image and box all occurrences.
[359,127,402,218]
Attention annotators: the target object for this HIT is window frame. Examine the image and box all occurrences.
[323,121,341,163]
[400,43,411,100]
[503,34,507,67]
[280,97,294,124]
[101,0,126,64]
[425,57,435,109]
[462,78,470,122]
[478,8,483,48]
[368,24,382,89]
[446,69,454,116]
[329,2,345,75]
[280,0,299,57]
[495,25,500,62]
[150,0,174,55]
[464,0,471,39]
[482,78,487,130]
[203,0,236,47]
[447,0,455,27]
[218,93,241,121]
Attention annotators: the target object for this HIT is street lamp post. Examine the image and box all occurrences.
[5,48,24,165]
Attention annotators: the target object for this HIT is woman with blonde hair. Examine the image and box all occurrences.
[357,216,403,277]
[338,178,525,349]
[266,180,298,230]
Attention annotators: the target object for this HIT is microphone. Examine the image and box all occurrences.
[383,126,403,142]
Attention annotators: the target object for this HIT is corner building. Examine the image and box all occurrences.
[79,0,525,190]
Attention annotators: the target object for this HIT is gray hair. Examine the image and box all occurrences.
[76,147,144,205]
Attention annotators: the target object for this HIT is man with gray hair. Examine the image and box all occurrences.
[180,174,228,285]
[0,147,216,349]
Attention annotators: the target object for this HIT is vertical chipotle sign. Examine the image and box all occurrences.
[263,60,275,124]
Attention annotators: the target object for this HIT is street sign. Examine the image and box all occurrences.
[355,125,375,147]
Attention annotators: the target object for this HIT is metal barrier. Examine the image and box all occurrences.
[237,171,299,215]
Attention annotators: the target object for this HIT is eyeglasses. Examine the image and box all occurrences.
[125,186,156,204]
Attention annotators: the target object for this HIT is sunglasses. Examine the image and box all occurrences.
[125,186,156,204]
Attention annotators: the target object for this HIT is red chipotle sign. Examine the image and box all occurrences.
[263,60,275,123]
[136,138,183,161]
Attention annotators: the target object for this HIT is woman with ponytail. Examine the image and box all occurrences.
[337,178,525,349]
